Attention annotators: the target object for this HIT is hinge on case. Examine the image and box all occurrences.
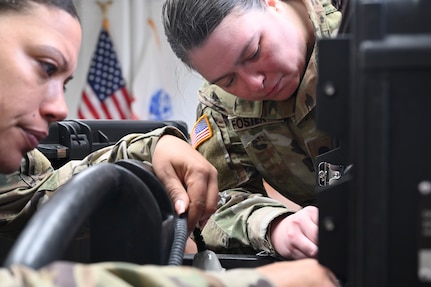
[318,162,347,186]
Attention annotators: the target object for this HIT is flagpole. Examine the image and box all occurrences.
[96,0,112,31]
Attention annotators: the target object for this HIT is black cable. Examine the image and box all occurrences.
[193,227,207,253]
[168,215,188,266]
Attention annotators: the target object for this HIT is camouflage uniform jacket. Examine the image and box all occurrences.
[0,261,275,287]
[0,126,276,286]
[0,126,185,236]
[193,0,342,255]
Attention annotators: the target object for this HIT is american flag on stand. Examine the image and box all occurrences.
[77,27,133,119]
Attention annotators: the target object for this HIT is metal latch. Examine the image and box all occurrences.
[318,162,349,186]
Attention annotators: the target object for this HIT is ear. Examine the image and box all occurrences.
[268,0,276,7]
[263,0,278,9]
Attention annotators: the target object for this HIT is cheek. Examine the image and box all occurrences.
[267,29,306,70]
[266,50,303,76]
[0,124,24,173]
[0,66,40,109]
[226,85,260,101]
[0,90,44,132]
[9,85,40,112]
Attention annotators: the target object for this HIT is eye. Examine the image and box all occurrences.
[40,61,58,77]
[221,75,236,88]
[63,76,74,92]
[247,44,261,62]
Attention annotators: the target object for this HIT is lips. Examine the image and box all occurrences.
[24,129,48,150]
[265,78,282,98]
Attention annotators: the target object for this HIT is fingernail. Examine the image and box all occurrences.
[175,199,186,215]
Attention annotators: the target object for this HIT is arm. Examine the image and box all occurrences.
[195,95,317,259]
[0,127,181,234]
[256,259,340,287]
[80,126,219,233]
[2,261,274,287]
[0,149,60,235]
[0,126,218,236]
[2,259,339,287]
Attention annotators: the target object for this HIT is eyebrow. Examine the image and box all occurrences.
[39,45,70,72]
[208,36,255,84]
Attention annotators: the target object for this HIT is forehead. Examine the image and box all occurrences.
[0,4,81,68]
[188,9,266,79]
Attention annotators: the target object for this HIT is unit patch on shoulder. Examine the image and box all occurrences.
[191,114,213,149]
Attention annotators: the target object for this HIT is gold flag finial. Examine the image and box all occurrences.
[97,0,112,31]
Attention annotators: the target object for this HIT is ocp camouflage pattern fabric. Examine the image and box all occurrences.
[0,126,275,286]
[0,126,184,236]
[1,261,275,287]
[194,0,342,256]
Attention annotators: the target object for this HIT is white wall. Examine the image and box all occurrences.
[67,0,203,132]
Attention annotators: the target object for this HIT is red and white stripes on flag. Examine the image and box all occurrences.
[78,28,133,119]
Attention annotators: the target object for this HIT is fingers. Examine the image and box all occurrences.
[288,206,318,258]
[296,206,319,256]
[152,156,190,214]
[288,239,317,259]
[152,135,219,233]
[270,206,319,259]
[282,231,317,259]
[305,205,319,225]
[183,167,218,232]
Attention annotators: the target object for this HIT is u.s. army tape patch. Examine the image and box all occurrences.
[191,114,212,149]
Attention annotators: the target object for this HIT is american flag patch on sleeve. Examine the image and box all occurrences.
[191,114,213,149]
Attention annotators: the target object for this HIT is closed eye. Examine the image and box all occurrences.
[247,44,261,62]
[220,74,236,88]
[221,44,260,88]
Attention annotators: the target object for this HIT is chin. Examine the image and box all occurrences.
[0,155,22,174]
[275,86,297,101]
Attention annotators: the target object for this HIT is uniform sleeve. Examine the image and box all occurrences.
[0,149,60,236]
[195,103,293,256]
[201,188,292,256]
[78,125,188,165]
[0,126,187,236]
[1,262,275,287]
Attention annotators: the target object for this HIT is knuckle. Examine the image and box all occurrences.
[190,198,206,211]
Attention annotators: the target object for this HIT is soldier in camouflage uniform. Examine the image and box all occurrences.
[162,0,342,259]
[0,0,341,286]
[0,128,219,237]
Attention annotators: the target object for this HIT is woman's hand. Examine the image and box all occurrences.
[257,259,340,287]
[152,135,219,233]
[270,205,319,259]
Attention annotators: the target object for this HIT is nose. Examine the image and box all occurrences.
[238,69,265,92]
[40,88,68,122]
